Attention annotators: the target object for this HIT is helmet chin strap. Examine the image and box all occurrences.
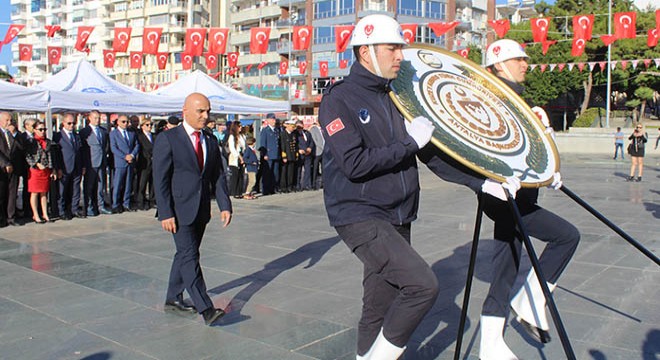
[499,62,516,83]
[368,45,383,77]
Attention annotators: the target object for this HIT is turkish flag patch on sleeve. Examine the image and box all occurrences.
[326,118,345,136]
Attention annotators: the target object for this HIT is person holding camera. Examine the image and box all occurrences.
[627,124,648,182]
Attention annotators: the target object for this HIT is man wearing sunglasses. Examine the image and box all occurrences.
[110,114,140,214]
[80,110,111,216]
[53,113,85,220]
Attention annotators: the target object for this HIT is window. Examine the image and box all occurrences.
[398,0,420,17]
[314,0,334,19]
[338,0,354,14]
[72,9,85,22]
[30,0,45,12]
[130,0,144,9]
[160,33,169,44]
[313,26,332,45]
[150,14,168,25]
[132,18,144,27]
[114,2,127,11]
[425,0,445,19]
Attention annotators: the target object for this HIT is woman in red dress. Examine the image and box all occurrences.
[26,121,57,223]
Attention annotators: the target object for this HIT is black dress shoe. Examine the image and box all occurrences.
[201,307,225,325]
[165,300,197,313]
[75,212,87,219]
[111,207,122,214]
[100,207,113,215]
[513,312,551,344]
[8,220,23,226]
[61,214,73,221]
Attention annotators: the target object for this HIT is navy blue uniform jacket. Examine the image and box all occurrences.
[153,125,232,226]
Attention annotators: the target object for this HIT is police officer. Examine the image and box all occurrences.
[475,39,580,360]
[319,14,521,360]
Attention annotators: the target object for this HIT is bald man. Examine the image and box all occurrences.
[153,93,232,326]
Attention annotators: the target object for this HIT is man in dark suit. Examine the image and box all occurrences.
[110,114,139,213]
[53,113,85,220]
[0,111,17,227]
[135,117,155,210]
[80,110,111,216]
[153,93,232,326]
[294,120,315,191]
[258,113,281,195]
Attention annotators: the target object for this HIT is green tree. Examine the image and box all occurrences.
[633,86,654,119]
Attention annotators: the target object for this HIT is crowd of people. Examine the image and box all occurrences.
[0,108,325,228]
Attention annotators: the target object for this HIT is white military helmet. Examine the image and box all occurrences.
[485,39,528,67]
[350,14,406,47]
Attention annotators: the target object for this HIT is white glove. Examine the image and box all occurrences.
[481,177,521,201]
[405,116,434,149]
[548,172,562,190]
[532,106,554,138]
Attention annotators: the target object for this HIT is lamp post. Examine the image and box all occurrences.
[605,0,612,128]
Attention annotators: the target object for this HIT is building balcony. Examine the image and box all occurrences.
[110,11,127,21]
[276,40,308,55]
[169,1,189,14]
[236,52,280,66]
[230,5,281,25]
[277,0,306,7]
[230,28,281,46]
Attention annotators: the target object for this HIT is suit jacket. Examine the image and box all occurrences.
[296,129,315,159]
[259,125,280,160]
[53,130,83,174]
[79,125,109,169]
[136,130,154,170]
[0,128,17,171]
[279,130,298,161]
[110,128,140,168]
[153,125,232,226]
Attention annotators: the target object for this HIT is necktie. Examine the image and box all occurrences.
[3,130,10,148]
[95,127,102,143]
[123,130,130,145]
[69,131,75,147]
[193,131,204,171]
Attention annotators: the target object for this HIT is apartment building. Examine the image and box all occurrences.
[9,0,226,88]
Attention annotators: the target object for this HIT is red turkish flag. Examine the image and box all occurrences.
[47,46,62,65]
[250,27,271,54]
[541,40,556,55]
[428,21,459,37]
[227,52,239,68]
[299,60,307,75]
[208,28,229,54]
[181,53,193,70]
[601,34,617,46]
[45,25,61,38]
[18,44,32,61]
[614,12,636,39]
[457,48,469,58]
[488,19,510,38]
[257,61,267,70]
[279,61,288,75]
[130,51,143,69]
[103,49,116,68]
[113,27,132,52]
[142,27,162,54]
[2,24,25,45]
[334,25,354,53]
[319,61,328,77]
[293,26,312,50]
[156,52,169,70]
[185,28,207,56]
[246,64,253,72]
[399,24,417,44]
[205,52,218,69]
[339,59,348,69]
[75,26,94,52]
[530,18,551,43]
[649,29,659,47]
[571,38,587,57]
[572,15,594,41]
[227,68,238,76]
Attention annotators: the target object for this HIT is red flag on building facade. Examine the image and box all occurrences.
[208,28,229,54]
[614,12,636,39]
[428,21,459,37]
[227,68,238,76]
[2,24,25,45]
[293,26,312,50]
[205,52,218,69]
[18,44,32,61]
[257,61,267,70]
[279,61,288,75]
[156,52,169,70]
[182,53,193,70]
[649,28,659,47]
[246,64,253,72]
[103,49,116,68]
[400,24,417,44]
[113,27,132,52]
[530,18,551,43]
[45,25,61,38]
[250,27,271,54]
[572,15,594,41]
[319,61,328,77]
[571,38,586,57]
[142,27,162,54]
[227,52,239,68]
[130,51,143,69]
[334,25,354,53]
[75,26,94,52]
[299,60,307,75]
[339,59,348,69]
[488,19,510,38]
[185,28,207,56]
[47,46,62,65]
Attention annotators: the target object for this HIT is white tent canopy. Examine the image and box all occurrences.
[152,70,290,114]
[0,80,49,112]
[34,60,182,114]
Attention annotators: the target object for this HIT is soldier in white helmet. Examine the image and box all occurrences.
[473,39,580,360]
[318,14,521,360]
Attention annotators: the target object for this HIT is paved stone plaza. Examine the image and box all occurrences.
[0,154,658,360]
